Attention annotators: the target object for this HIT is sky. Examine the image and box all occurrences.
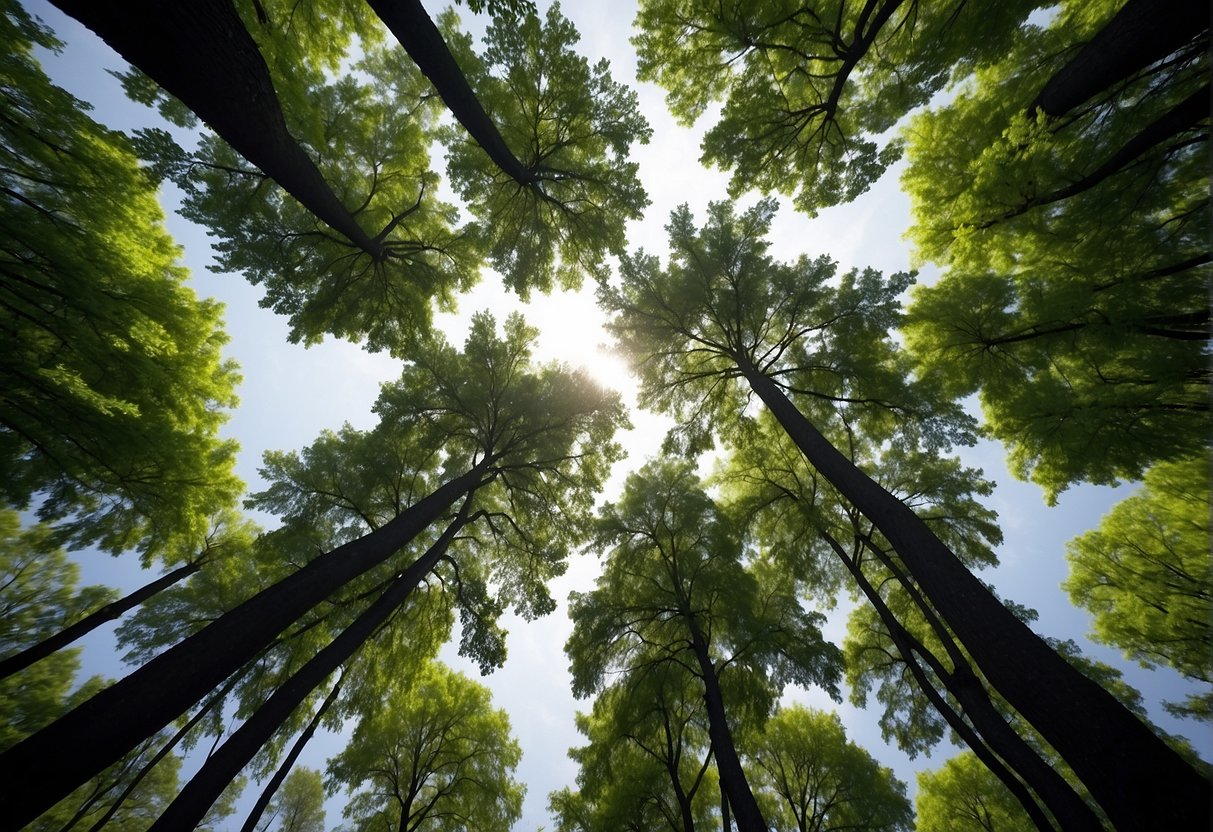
[21,0,1211,829]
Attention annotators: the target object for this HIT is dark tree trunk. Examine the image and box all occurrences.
[858,538,1104,831]
[685,628,767,832]
[735,356,1210,830]
[1031,0,1210,118]
[48,0,385,258]
[237,674,344,832]
[821,532,1081,832]
[0,464,488,830]
[150,504,470,830]
[83,668,247,832]
[0,560,201,680]
[367,0,534,185]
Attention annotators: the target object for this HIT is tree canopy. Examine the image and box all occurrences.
[1,1,242,557]
[3,0,1210,829]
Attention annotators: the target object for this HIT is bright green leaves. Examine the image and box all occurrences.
[632,0,1042,214]
[0,2,242,557]
[1064,456,1212,720]
[901,0,1210,500]
[441,3,651,294]
[264,767,325,832]
[916,751,1036,832]
[327,662,523,832]
[750,706,913,832]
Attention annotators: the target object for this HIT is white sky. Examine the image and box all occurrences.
[22,0,1210,829]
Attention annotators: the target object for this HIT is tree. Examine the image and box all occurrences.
[438,3,651,292]
[599,198,1210,829]
[901,0,1210,500]
[259,767,325,832]
[749,705,912,832]
[0,312,625,827]
[915,751,1036,832]
[1064,455,1212,720]
[631,0,1042,215]
[719,412,1099,831]
[327,662,524,832]
[0,2,241,557]
[567,459,842,832]
[553,663,719,832]
[51,0,388,257]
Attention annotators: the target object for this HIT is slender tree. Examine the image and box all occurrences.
[600,199,1210,829]
[568,459,842,832]
[749,705,912,832]
[326,662,524,832]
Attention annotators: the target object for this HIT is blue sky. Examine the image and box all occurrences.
[22,0,1210,828]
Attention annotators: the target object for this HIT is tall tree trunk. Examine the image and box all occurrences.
[150,503,471,830]
[367,0,535,185]
[685,627,767,832]
[1030,0,1209,118]
[735,356,1210,830]
[83,668,248,832]
[0,560,201,680]
[858,537,1103,831]
[237,674,344,832]
[48,0,385,259]
[821,532,1066,831]
[0,463,489,830]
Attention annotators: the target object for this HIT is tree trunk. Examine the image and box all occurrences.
[150,503,471,830]
[237,674,344,832]
[857,535,1105,830]
[685,628,767,832]
[821,532,1068,831]
[1030,0,1209,118]
[736,356,1210,830]
[48,0,384,259]
[0,560,201,680]
[83,668,248,832]
[0,463,488,830]
[367,0,534,185]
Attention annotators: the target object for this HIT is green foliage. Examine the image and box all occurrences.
[915,751,1036,832]
[261,767,325,832]
[602,198,974,457]
[0,2,242,557]
[441,3,651,293]
[327,662,524,832]
[902,0,1210,500]
[552,666,719,832]
[632,0,1042,214]
[1064,456,1212,719]
[749,705,913,832]
[568,458,841,720]
[162,42,479,355]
